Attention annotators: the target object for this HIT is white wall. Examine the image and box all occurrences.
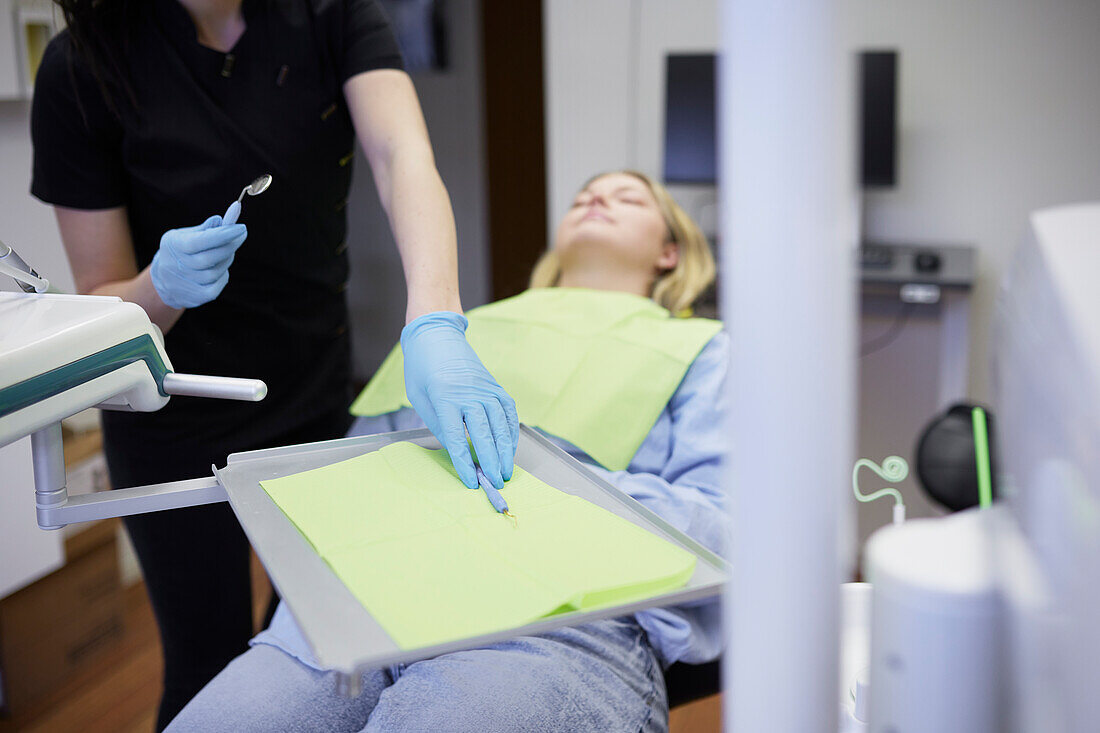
[546,0,1100,378]
[543,0,718,239]
[844,0,1100,544]
[847,0,1100,403]
[0,100,75,294]
[543,1,637,240]
[544,0,1100,553]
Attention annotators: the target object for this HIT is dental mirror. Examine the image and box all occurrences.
[238,173,273,202]
[223,173,274,225]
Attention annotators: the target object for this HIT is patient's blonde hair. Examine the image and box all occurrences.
[529,170,716,315]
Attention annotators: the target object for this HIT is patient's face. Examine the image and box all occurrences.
[554,174,676,280]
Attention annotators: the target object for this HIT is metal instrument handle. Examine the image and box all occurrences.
[162,373,267,402]
[0,243,49,293]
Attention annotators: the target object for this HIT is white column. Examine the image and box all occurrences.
[720,1,857,731]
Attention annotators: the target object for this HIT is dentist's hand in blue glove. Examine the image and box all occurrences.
[150,215,247,309]
[401,311,519,490]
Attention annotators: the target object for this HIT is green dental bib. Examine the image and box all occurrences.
[351,288,722,470]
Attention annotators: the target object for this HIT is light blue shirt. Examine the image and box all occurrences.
[255,331,730,669]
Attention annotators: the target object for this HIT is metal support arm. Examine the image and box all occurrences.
[38,477,226,529]
[31,421,225,530]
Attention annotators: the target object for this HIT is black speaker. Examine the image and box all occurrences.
[859,50,898,187]
[915,403,997,512]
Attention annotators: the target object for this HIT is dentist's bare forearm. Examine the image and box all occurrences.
[377,148,462,322]
[55,206,183,333]
[88,268,183,334]
[344,69,464,323]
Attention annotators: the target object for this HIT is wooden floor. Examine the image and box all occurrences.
[669,694,722,732]
[0,554,721,732]
[0,552,272,733]
[0,583,162,733]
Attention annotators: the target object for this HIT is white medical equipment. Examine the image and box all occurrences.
[719,1,1099,729]
[852,204,1100,733]
[0,291,267,528]
[0,289,725,696]
[993,204,1100,733]
[864,508,1001,731]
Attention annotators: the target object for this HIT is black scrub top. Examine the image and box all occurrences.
[30,0,403,458]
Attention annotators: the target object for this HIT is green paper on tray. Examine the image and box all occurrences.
[260,441,695,649]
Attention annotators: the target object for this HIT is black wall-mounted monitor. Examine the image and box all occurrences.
[663,51,900,189]
[663,54,717,185]
[859,51,898,187]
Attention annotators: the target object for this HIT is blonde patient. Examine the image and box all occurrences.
[168,171,728,733]
[533,170,715,314]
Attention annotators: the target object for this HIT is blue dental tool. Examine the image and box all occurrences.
[475,464,514,519]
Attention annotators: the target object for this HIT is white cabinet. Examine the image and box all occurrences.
[0,437,64,599]
[0,0,59,101]
[0,1,20,98]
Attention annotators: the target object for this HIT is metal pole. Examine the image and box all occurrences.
[720,0,857,730]
[31,422,68,530]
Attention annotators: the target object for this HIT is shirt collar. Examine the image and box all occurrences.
[152,0,259,47]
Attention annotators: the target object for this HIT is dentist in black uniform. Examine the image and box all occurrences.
[30,0,518,728]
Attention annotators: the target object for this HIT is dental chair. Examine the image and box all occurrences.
[666,659,722,708]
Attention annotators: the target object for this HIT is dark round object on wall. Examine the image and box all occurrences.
[915,403,997,512]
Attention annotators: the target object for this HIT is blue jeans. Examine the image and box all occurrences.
[166,616,668,732]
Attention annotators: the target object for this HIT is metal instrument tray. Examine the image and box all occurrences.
[214,425,725,687]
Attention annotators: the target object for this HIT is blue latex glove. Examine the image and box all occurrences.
[401,311,519,490]
[150,215,247,309]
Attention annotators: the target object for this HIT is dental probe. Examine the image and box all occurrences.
[475,464,515,521]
